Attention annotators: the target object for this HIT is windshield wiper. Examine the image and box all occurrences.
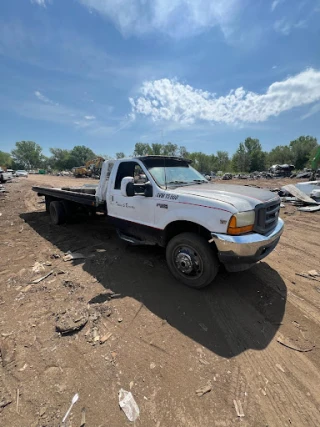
[167,180,189,185]
[193,179,207,183]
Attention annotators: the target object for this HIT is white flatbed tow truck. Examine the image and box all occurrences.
[33,156,284,288]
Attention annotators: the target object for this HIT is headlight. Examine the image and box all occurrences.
[227,211,255,235]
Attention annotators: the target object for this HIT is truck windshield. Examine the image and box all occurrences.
[142,159,207,187]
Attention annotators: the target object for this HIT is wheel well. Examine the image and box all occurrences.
[164,221,211,244]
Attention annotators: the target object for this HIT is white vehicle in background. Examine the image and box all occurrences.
[16,170,29,177]
[0,168,13,183]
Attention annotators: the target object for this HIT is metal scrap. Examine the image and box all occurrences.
[233,399,245,417]
[196,381,212,396]
[298,205,320,212]
[277,336,314,353]
[63,251,86,262]
[282,184,318,205]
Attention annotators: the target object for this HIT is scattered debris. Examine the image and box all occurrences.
[150,362,156,369]
[63,251,86,262]
[282,184,318,205]
[18,363,28,372]
[199,323,208,332]
[16,388,20,414]
[0,338,15,367]
[62,393,79,424]
[80,407,86,427]
[100,332,112,344]
[276,363,285,373]
[39,406,46,417]
[32,262,45,274]
[56,308,88,334]
[277,336,314,353]
[196,381,212,397]
[233,399,245,417]
[31,270,54,284]
[118,389,140,422]
[298,205,320,212]
[51,253,61,259]
[296,272,320,282]
[0,399,12,409]
[308,270,320,277]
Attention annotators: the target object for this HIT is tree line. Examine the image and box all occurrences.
[0,135,318,173]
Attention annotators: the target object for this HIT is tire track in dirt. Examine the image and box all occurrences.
[203,284,320,426]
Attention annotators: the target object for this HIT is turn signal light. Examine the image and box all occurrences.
[227,213,255,235]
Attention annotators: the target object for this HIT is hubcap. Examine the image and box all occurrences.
[175,252,193,274]
[174,246,203,277]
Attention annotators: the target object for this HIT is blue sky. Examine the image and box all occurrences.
[0,0,320,157]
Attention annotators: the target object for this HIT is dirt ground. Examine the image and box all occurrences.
[0,174,320,427]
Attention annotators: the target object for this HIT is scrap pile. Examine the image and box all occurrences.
[279,181,320,212]
[270,164,295,178]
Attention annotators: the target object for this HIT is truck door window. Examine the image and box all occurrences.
[114,162,144,189]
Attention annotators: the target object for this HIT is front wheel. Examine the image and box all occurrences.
[166,232,219,289]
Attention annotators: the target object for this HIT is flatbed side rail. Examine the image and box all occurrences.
[32,186,99,207]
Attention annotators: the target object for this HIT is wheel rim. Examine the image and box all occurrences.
[173,245,203,278]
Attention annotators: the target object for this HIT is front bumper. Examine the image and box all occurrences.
[210,218,284,272]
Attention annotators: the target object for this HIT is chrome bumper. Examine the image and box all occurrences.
[210,218,284,271]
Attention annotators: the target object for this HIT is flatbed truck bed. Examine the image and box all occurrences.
[33,186,101,207]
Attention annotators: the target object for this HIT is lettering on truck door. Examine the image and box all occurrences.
[108,161,155,227]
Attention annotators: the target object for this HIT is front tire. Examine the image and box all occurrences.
[166,232,219,289]
[49,201,66,225]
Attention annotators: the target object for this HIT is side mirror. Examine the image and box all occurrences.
[121,177,135,197]
[144,182,153,197]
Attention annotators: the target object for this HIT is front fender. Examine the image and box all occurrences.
[155,198,234,233]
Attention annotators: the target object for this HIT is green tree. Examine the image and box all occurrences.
[0,151,13,168]
[243,137,266,171]
[133,143,152,156]
[216,151,230,172]
[178,146,189,158]
[49,148,72,170]
[151,143,163,155]
[161,142,178,156]
[69,145,96,167]
[115,152,125,159]
[11,141,43,169]
[267,145,293,167]
[289,136,318,169]
[232,143,250,172]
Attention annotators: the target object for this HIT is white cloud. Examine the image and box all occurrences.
[84,115,96,120]
[130,68,320,124]
[274,19,292,35]
[31,0,47,6]
[34,90,57,105]
[301,102,320,120]
[78,0,240,38]
[271,0,285,12]
[274,17,308,35]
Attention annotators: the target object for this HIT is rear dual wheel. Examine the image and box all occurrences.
[49,201,67,225]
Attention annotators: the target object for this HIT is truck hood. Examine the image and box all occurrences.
[171,184,279,211]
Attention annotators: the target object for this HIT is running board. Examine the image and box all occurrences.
[117,230,155,246]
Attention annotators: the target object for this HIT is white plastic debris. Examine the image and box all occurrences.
[118,389,140,422]
[62,393,79,424]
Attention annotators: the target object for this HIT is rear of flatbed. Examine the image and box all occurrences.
[33,186,99,207]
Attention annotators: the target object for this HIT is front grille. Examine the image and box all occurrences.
[254,199,280,235]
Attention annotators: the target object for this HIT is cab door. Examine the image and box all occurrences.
[107,161,155,227]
